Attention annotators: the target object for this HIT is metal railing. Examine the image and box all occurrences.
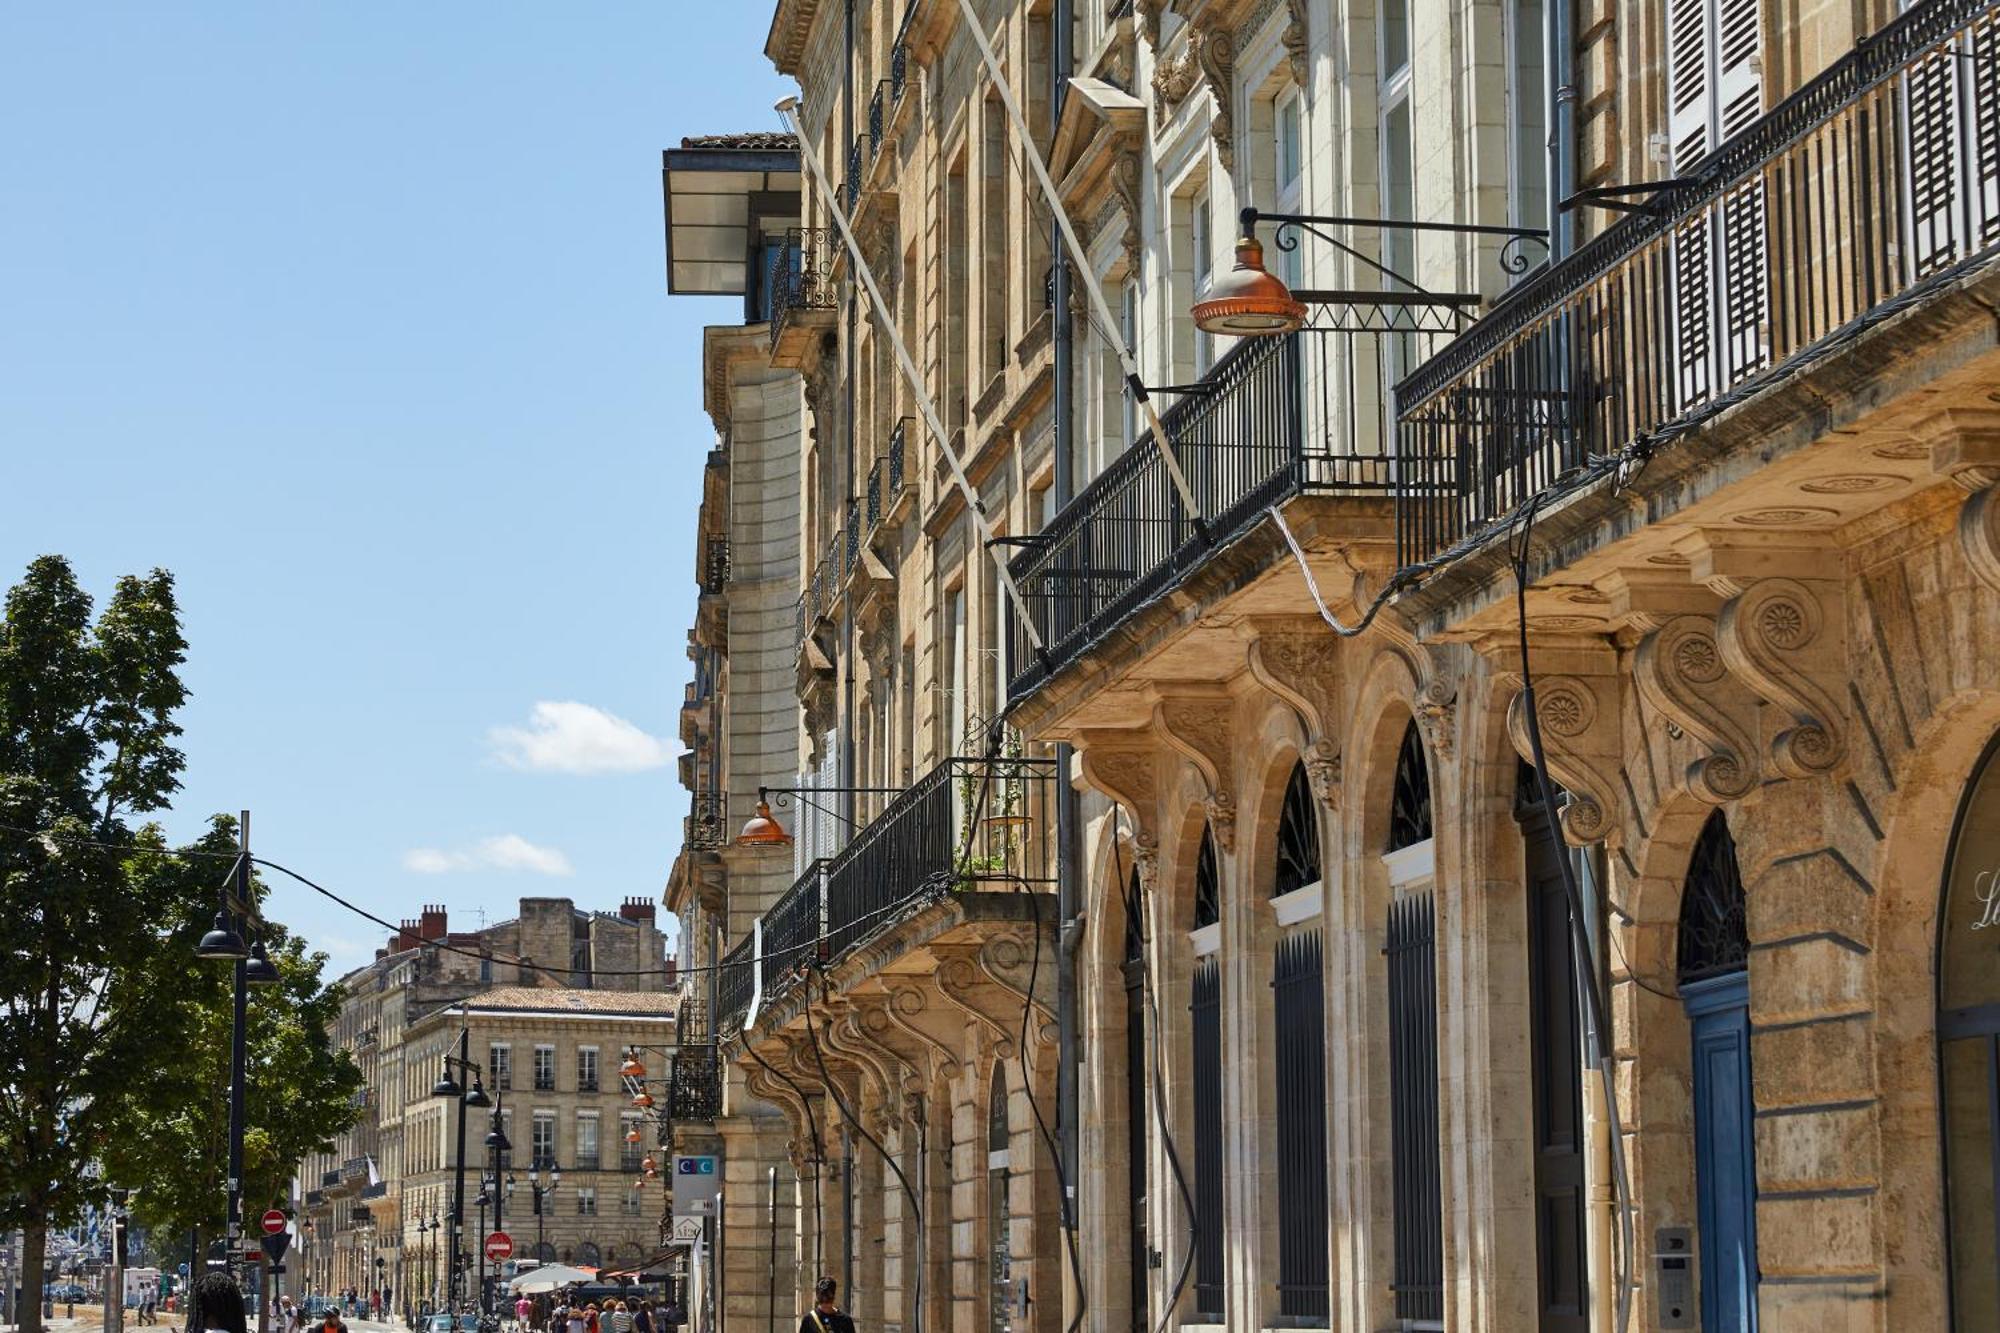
[869,80,891,152]
[846,139,864,208]
[717,935,753,1029]
[1008,330,1409,702]
[669,1043,724,1122]
[687,792,728,851]
[891,40,911,103]
[768,227,837,352]
[701,535,729,594]
[1396,0,2000,567]
[741,754,1060,1015]
[889,417,908,495]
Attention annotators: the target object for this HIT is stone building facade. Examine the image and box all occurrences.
[293,899,676,1311]
[664,0,2000,1330]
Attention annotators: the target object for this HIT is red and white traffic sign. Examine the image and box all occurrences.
[484,1232,514,1262]
[261,1210,288,1236]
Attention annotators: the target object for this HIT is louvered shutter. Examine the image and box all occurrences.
[1668,0,1765,406]
[1902,3,2000,278]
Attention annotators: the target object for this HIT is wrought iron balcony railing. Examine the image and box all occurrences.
[889,417,908,495]
[701,535,729,594]
[768,227,837,352]
[717,934,754,1029]
[737,754,1059,1018]
[1008,329,1418,703]
[891,40,911,103]
[869,81,891,153]
[669,1043,724,1122]
[1395,0,2000,568]
[687,791,728,851]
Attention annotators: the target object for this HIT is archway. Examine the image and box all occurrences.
[987,1065,1014,1333]
[1939,731,2000,1324]
[1384,719,1442,1327]
[1270,760,1328,1324]
[1677,809,1756,1332]
[1189,825,1224,1323]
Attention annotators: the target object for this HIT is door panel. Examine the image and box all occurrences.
[1688,974,1759,1332]
[1522,799,1589,1332]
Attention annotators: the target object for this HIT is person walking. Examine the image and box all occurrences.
[796,1278,854,1333]
[320,1304,351,1333]
[513,1294,533,1333]
[630,1301,651,1333]
[188,1272,251,1333]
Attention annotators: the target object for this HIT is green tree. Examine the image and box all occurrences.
[0,556,194,1333]
[99,833,363,1263]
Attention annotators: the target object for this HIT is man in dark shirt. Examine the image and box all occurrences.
[795,1278,854,1333]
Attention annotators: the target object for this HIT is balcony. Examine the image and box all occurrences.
[768,227,837,366]
[700,535,729,594]
[686,791,728,851]
[720,753,1059,1029]
[1394,0,2000,570]
[668,1043,724,1123]
[1008,327,1442,705]
[574,1154,600,1172]
[360,1181,387,1201]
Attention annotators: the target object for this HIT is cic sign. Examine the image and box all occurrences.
[672,1155,720,1218]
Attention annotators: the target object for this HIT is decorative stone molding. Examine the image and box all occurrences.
[1076,729,1161,834]
[1111,155,1144,277]
[1634,615,1760,804]
[874,980,965,1082]
[1242,619,1343,737]
[1193,22,1237,171]
[1282,0,1309,84]
[1151,694,1237,851]
[1963,484,2000,595]
[1715,578,1847,780]
[1135,0,1164,49]
[1374,610,1459,760]
[1915,408,2000,597]
[1503,674,1622,845]
[850,994,943,1096]
[975,933,1060,1041]
[1304,737,1343,809]
[930,946,1020,1056]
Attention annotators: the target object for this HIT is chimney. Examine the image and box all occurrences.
[420,905,448,941]
[664,957,679,988]
[618,896,656,924]
[396,918,421,952]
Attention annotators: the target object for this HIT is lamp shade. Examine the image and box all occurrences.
[735,799,791,848]
[632,1090,654,1109]
[1191,234,1306,337]
[485,1125,512,1152]
[431,1066,462,1100]
[463,1080,492,1109]
[244,939,282,987]
[197,911,248,961]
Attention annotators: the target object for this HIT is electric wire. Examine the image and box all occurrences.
[1510,496,1638,1333]
[735,1026,827,1275]
[1108,802,1199,1333]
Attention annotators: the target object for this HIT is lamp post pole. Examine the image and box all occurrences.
[225,817,251,1266]
[433,1018,488,1311]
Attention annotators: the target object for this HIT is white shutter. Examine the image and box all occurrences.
[1902,5,2000,279]
[1668,0,1765,407]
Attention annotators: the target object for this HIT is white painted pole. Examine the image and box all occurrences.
[951,0,1205,524]
[775,98,1047,658]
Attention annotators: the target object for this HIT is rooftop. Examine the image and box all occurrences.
[678,131,796,151]
[446,986,681,1018]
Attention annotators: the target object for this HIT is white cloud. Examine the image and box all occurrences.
[488,700,672,775]
[402,834,574,877]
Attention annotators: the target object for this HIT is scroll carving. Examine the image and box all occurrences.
[1716,578,1846,780]
[1111,155,1144,278]
[1374,611,1459,760]
[1505,675,1621,845]
[1193,22,1236,171]
[1634,616,1759,804]
[1304,737,1343,810]
[1153,696,1237,851]
[1963,485,2000,596]
[1283,0,1309,84]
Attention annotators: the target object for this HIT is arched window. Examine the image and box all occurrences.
[1939,733,2000,1325]
[1388,719,1434,851]
[1274,761,1322,896]
[1677,810,1749,983]
[1193,825,1220,928]
[574,1241,600,1267]
[988,1065,1014,1333]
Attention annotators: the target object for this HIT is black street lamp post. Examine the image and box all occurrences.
[481,1104,509,1314]
[431,1010,491,1312]
[517,1171,560,1267]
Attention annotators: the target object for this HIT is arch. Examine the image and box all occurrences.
[1388,719,1434,852]
[1193,824,1220,929]
[1273,762,1322,896]
[987,1059,1015,1333]
[575,1241,600,1267]
[1675,810,1749,983]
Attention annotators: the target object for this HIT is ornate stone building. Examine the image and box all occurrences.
[667,0,2000,1330]
[293,899,677,1311]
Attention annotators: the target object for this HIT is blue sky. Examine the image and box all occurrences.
[0,7,789,974]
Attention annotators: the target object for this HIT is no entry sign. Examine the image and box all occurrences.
[261,1210,287,1236]
[484,1232,514,1262]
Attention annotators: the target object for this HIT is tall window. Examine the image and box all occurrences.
[1385,722,1442,1325]
[987,1068,1014,1333]
[620,1113,645,1173]
[983,94,1010,383]
[532,1112,556,1171]
[575,1188,597,1217]
[1192,188,1215,373]
[944,583,968,756]
[575,1113,600,1171]
[1506,0,1549,243]
[1190,826,1225,1320]
[621,1187,644,1218]
[533,1044,556,1092]
[577,1046,599,1093]
[1275,92,1305,290]
[1380,0,1417,410]
[1270,763,1328,1322]
[488,1044,511,1092]
[1120,281,1141,452]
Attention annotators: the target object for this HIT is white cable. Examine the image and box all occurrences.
[775,97,1046,657]
[951,0,1206,525]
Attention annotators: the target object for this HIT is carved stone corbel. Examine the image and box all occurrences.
[1134,0,1163,49]
[1152,47,1198,107]
[1193,21,1236,171]
[1504,674,1623,845]
[977,931,1059,1036]
[1714,577,1847,780]
[851,992,950,1093]
[1076,729,1161,834]
[1373,610,1458,760]
[1920,410,2000,596]
[930,946,1019,1056]
[1282,0,1309,84]
[1633,615,1761,805]
[875,980,966,1083]
[1111,155,1144,278]
[1964,485,2000,595]
[1151,693,1238,852]
[1243,619,1346,809]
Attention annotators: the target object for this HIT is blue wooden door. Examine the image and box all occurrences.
[1686,972,1759,1331]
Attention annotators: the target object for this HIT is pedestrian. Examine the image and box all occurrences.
[513,1293,532,1332]
[659,1300,683,1332]
[796,1277,854,1333]
[321,1305,350,1333]
[188,1272,251,1333]
[563,1301,584,1333]
[630,1301,651,1333]
[606,1301,632,1333]
[583,1303,600,1333]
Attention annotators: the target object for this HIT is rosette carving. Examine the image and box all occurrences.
[1717,578,1846,781]
[1635,616,1760,804]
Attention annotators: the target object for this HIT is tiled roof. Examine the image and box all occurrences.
[463,987,680,1016]
[677,132,796,152]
